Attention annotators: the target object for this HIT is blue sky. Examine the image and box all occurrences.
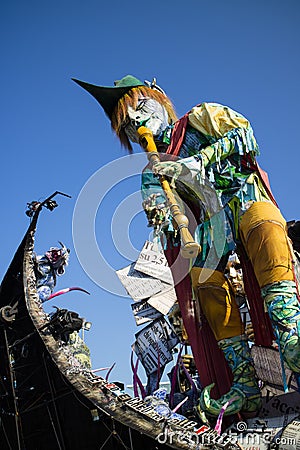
[1,0,299,386]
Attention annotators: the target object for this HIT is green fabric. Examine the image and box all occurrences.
[113,75,144,88]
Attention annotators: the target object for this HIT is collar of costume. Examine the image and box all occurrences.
[166,113,189,156]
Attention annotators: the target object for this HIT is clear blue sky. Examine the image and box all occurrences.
[1,0,299,386]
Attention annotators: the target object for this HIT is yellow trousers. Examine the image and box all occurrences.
[191,202,294,341]
[191,267,244,341]
[239,201,294,287]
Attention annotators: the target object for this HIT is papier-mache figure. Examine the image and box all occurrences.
[33,242,70,302]
[73,74,300,418]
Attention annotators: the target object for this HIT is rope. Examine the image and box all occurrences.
[128,427,134,450]
[99,419,130,450]
[42,352,67,450]
[0,418,13,450]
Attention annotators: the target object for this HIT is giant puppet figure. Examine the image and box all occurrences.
[73,75,300,417]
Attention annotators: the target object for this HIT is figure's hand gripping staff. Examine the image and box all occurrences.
[137,126,201,259]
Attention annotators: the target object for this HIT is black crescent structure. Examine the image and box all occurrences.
[1,197,300,450]
[0,201,202,450]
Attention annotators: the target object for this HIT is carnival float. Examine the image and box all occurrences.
[1,73,300,449]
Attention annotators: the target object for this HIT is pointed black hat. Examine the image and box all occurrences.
[72,75,145,119]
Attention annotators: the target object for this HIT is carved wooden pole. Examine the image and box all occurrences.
[137,126,200,259]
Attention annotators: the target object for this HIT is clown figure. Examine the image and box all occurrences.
[73,75,300,417]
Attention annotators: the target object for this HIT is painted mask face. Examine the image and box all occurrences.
[123,97,169,143]
[225,254,245,297]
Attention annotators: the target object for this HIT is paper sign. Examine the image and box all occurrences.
[116,241,177,315]
[132,318,179,375]
[135,240,174,285]
[251,345,293,389]
[131,300,162,326]
[116,263,163,300]
[280,419,300,450]
[147,283,177,315]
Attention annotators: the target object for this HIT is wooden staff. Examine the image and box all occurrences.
[137,126,201,259]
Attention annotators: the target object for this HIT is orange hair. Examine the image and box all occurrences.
[111,86,177,152]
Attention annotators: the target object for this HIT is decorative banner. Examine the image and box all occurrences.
[233,390,300,450]
[131,300,162,326]
[134,240,174,285]
[132,318,179,375]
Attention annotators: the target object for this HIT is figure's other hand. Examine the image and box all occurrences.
[142,193,170,228]
[152,161,182,181]
[181,354,196,375]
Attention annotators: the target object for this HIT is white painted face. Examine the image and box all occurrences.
[123,97,169,143]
